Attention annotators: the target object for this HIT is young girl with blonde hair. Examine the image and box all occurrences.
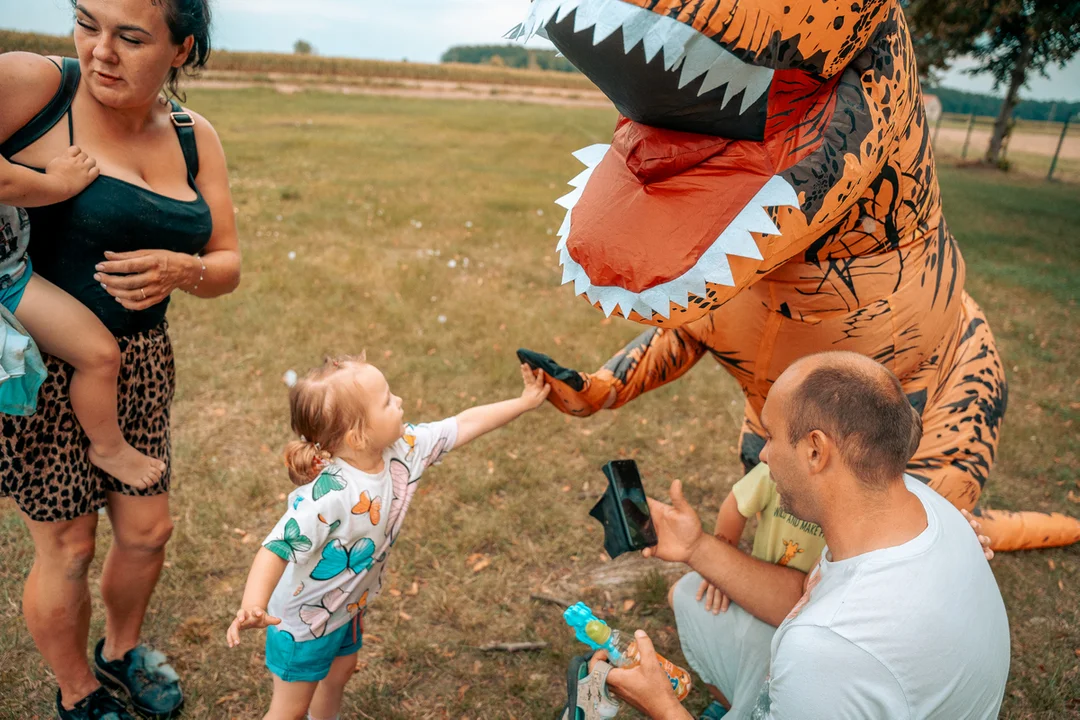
[226,354,549,720]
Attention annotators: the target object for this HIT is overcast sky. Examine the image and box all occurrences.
[3,0,1078,103]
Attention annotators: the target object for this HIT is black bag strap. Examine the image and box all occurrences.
[168,99,199,180]
[0,57,80,159]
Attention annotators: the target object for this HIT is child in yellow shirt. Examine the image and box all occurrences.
[695,462,826,614]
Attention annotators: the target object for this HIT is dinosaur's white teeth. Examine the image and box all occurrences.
[572,143,609,168]
[713,228,762,262]
[555,0,583,24]
[508,0,773,109]
[698,46,744,96]
[555,185,585,210]
[641,22,665,63]
[618,10,652,54]
[568,168,593,189]
[740,204,782,237]
[572,0,605,35]
[551,145,800,320]
[678,34,727,90]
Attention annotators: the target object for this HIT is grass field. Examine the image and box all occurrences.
[0,87,1077,719]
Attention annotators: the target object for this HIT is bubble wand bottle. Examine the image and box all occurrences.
[564,601,692,701]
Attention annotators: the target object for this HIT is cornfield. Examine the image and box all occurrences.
[0,29,598,91]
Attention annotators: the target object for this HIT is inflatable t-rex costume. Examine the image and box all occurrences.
[510,0,1080,550]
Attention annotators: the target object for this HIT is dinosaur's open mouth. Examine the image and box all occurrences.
[553,126,798,319]
[510,0,804,320]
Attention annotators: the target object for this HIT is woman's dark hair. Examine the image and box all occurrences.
[158,0,212,100]
[73,0,212,100]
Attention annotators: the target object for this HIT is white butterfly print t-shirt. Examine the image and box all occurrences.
[262,418,457,641]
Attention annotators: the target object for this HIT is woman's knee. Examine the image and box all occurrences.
[33,535,97,580]
[26,517,98,579]
[114,516,173,554]
[53,536,97,579]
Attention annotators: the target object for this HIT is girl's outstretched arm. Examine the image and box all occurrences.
[454,364,550,448]
[226,548,288,647]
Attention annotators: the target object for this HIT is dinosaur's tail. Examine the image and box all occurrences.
[978,508,1080,551]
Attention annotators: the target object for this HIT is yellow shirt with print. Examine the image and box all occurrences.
[732,463,825,574]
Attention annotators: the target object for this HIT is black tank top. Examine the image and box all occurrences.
[0,58,213,337]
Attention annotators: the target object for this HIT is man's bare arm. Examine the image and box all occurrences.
[685,533,806,627]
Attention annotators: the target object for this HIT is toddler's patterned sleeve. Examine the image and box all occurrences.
[261,479,342,563]
[402,418,459,477]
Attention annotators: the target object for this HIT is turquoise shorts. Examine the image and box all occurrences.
[265,614,363,683]
[0,256,32,315]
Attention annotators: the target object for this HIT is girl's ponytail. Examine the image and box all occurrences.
[282,354,369,485]
[284,439,325,486]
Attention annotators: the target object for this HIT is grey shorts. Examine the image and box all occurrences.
[671,571,775,720]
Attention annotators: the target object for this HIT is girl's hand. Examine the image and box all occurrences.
[94,249,201,311]
[226,607,281,647]
[44,145,99,199]
[695,578,730,614]
[960,509,994,561]
[519,363,551,410]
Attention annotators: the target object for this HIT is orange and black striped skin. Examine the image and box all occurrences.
[533,1,1080,550]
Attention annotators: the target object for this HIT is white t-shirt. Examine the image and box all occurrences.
[0,205,30,281]
[262,418,457,641]
[752,477,1010,720]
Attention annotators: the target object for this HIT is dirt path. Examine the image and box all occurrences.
[935,126,1079,160]
[189,73,614,110]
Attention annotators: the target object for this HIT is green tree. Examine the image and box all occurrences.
[906,0,1080,166]
[293,39,314,55]
[906,4,986,83]
[922,83,1080,121]
[440,44,580,73]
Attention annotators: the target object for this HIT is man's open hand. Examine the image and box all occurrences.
[643,480,706,564]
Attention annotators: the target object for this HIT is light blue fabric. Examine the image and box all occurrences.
[0,206,31,313]
[0,253,31,314]
[0,303,46,416]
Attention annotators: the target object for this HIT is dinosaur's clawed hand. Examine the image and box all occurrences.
[516,348,614,417]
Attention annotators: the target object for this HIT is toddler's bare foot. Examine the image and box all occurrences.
[89,442,166,489]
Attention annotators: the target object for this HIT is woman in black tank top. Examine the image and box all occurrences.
[0,1,239,717]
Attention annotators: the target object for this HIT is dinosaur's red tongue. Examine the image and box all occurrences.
[567,118,777,293]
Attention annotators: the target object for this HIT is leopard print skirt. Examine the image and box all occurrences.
[0,322,174,522]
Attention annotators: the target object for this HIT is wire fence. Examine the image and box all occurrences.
[930,111,1079,183]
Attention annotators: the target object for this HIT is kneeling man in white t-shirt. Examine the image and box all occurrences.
[595,351,1010,720]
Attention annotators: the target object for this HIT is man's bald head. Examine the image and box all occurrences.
[775,352,922,489]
